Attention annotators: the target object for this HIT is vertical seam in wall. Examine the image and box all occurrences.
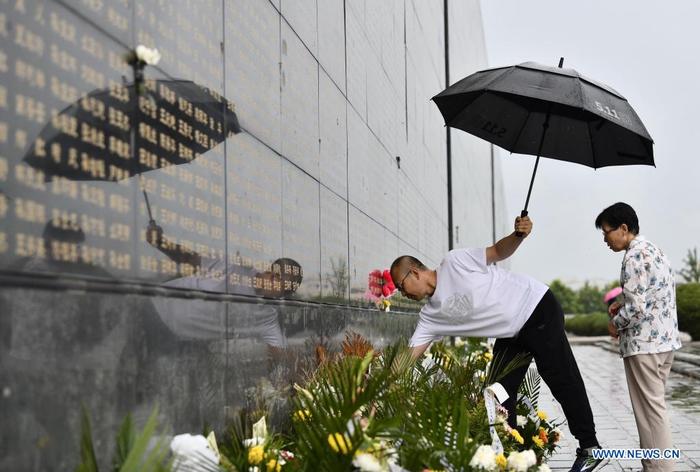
[279,9,285,258]
[129,0,139,297]
[343,0,351,304]
[404,0,408,141]
[316,0,322,297]
[220,0,230,410]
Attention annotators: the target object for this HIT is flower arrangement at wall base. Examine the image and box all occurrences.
[74,334,559,471]
[366,270,397,311]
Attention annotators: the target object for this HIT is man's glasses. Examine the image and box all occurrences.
[396,269,412,293]
[601,226,619,236]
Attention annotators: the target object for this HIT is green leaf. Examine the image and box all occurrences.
[119,407,172,472]
[75,406,99,472]
[519,365,541,411]
[112,414,135,472]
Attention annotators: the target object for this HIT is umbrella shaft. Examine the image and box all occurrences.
[523,154,540,213]
[142,186,154,221]
[522,113,551,213]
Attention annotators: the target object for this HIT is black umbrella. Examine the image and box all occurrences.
[432,58,654,224]
[23,56,240,221]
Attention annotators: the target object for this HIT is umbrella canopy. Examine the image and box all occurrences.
[24,79,240,183]
[432,60,654,169]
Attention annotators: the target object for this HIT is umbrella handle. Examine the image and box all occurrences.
[515,210,528,237]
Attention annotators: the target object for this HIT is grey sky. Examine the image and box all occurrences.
[478,0,700,287]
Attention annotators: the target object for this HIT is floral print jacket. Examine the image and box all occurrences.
[612,236,682,357]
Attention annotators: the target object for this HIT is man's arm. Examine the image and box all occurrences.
[146,221,202,268]
[485,216,532,265]
[410,343,430,360]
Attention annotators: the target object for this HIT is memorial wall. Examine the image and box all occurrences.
[0,0,501,469]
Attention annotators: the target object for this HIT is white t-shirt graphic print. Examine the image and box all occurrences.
[409,247,548,347]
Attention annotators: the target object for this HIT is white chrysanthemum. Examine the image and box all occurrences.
[352,452,383,471]
[516,415,527,427]
[242,436,265,447]
[170,433,219,471]
[135,44,161,65]
[506,450,537,472]
[538,464,552,472]
[522,450,537,466]
[469,444,497,470]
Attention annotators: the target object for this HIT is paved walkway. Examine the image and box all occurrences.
[538,345,700,471]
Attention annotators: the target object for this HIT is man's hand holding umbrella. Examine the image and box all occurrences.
[484,215,534,266]
[514,215,532,238]
[146,221,201,270]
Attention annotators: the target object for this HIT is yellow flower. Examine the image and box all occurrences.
[327,433,352,455]
[536,410,548,421]
[495,453,507,469]
[532,435,544,448]
[482,351,493,361]
[266,458,282,472]
[248,445,264,465]
[510,429,524,444]
[293,409,311,421]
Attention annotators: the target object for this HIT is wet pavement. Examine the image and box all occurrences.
[538,345,700,471]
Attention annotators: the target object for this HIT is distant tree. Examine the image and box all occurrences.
[549,279,582,314]
[327,257,349,298]
[679,247,700,283]
[577,281,606,314]
[603,280,621,292]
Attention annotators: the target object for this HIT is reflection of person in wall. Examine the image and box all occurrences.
[10,217,113,278]
[146,221,302,350]
[0,218,132,470]
[390,216,606,472]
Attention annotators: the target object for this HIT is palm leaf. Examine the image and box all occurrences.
[112,414,135,472]
[485,350,533,386]
[119,407,172,472]
[518,365,541,411]
[76,406,99,472]
[291,349,400,471]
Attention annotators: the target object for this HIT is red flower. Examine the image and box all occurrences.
[368,269,383,297]
[367,269,397,299]
[382,270,396,297]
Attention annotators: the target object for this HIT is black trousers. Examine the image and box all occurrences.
[493,289,599,449]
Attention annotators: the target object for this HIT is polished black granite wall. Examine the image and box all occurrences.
[0,280,417,470]
[0,0,494,469]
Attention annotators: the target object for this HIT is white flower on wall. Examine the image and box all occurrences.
[135,44,161,65]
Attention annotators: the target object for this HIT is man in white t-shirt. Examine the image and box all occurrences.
[390,216,605,472]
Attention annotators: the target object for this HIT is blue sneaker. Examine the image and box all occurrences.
[569,446,609,472]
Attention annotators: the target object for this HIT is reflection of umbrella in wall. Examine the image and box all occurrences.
[23,55,240,220]
[432,58,654,227]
